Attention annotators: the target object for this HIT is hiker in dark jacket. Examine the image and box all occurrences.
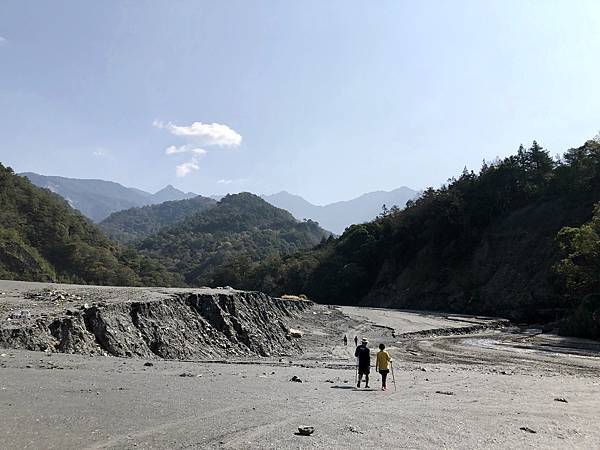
[355,338,371,388]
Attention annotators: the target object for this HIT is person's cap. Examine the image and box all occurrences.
[361,338,368,343]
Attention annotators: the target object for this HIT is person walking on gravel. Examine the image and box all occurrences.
[376,343,392,391]
[355,338,371,388]
[343,335,348,346]
[354,335,358,347]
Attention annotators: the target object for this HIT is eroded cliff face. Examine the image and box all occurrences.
[0,285,311,359]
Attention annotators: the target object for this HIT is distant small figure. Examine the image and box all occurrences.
[355,338,370,388]
[354,336,358,346]
[376,343,392,391]
[343,335,348,346]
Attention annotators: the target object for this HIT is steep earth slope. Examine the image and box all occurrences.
[0,281,310,358]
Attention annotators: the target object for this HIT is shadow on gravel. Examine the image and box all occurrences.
[329,387,378,392]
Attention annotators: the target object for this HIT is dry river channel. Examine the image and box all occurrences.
[1,284,599,449]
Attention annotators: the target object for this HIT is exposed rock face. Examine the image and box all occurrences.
[0,288,311,359]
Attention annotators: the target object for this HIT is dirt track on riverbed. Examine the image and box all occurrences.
[1,281,599,449]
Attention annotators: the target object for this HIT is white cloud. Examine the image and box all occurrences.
[92,147,110,158]
[155,119,241,177]
[176,159,200,177]
[165,145,207,156]
[217,179,232,184]
[154,120,242,147]
[0,36,6,46]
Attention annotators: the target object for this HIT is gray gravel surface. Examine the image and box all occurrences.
[1,281,599,449]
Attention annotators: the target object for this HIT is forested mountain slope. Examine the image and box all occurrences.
[136,192,330,287]
[1,164,178,286]
[247,141,600,339]
[100,195,217,243]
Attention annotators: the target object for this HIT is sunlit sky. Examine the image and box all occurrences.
[1,1,599,204]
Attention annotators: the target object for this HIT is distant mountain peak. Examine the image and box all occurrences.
[154,184,180,194]
[151,185,197,204]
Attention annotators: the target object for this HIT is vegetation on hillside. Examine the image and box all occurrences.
[135,192,330,287]
[0,163,179,286]
[555,203,600,338]
[245,140,600,338]
[100,195,217,243]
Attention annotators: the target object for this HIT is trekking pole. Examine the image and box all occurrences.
[391,361,397,391]
[355,358,359,386]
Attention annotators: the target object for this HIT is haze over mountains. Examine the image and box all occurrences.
[263,187,418,234]
[21,173,197,222]
[21,172,418,233]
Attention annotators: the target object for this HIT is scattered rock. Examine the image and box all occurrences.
[435,390,454,396]
[297,426,314,436]
[420,367,427,372]
[345,426,364,434]
[290,375,302,383]
[179,372,195,377]
[520,427,537,434]
[554,397,568,403]
[143,362,154,367]
[325,379,334,383]
[288,328,304,338]
[8,310,31,320]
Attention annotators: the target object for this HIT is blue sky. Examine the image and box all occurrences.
[1,1,599,204]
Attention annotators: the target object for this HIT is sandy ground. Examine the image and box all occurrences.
[1,282,600,449]
[337,306,492,333]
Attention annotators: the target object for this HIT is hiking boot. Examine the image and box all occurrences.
[365,385,370,389]
[356,382,360,388]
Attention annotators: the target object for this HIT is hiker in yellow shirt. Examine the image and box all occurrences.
[375,343,392,391]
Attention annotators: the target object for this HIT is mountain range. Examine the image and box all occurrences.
[263,187,418,234]
[20,172,418,233]
[20,173,197,222]
[2,164,329,289]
